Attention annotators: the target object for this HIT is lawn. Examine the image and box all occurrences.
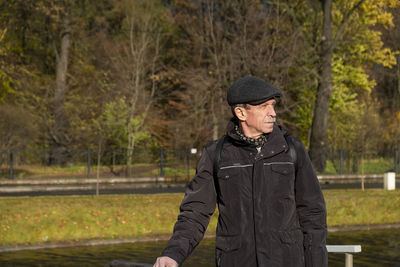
[0,189,399,246]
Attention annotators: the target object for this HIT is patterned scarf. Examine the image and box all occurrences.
[234,125,268,147]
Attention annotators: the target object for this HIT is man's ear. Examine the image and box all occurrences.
[234,107,247,121]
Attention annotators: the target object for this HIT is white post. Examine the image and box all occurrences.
[326,245,361,267]
[345,253,353,267]
[384,172,396,190]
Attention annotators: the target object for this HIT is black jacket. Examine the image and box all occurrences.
[162,120,328,266]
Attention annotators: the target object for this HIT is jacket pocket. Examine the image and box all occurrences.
[279,230,305,266]
[215,235,242,267]
[215,235,242,252]
[270,163,295,197]
[218,164,252,181]
[270,162,294,176]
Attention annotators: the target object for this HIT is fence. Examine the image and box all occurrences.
[0,147,200,181]
[326,148,399,175]
[0,146,399,180]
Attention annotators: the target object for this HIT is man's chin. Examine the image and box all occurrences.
[263,123,274,133]
[263,126,274,133]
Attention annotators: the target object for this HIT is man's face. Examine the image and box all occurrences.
[236,99,277,138]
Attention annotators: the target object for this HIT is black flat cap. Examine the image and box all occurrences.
[227,76,281,106]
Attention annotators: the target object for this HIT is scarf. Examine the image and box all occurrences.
[234,125,268,147]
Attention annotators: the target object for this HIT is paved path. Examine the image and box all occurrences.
[1,174,399,196]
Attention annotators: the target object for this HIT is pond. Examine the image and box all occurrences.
[1,228,400,266]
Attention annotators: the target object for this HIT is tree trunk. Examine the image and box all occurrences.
[126,134,135,177]
[397,54,400,108]
[51,16,70,165]
[309,0,333,172]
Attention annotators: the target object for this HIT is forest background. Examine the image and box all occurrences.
[0,0,400,174]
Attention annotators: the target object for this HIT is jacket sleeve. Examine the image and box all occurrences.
[161,145,217,265]
[293,138,328,267]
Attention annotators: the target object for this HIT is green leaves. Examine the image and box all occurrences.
[93,98,151,149]
[0,28,13,103]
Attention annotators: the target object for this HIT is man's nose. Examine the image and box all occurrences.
[268,106,276,117]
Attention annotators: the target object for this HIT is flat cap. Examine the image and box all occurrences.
[227,76,281,106]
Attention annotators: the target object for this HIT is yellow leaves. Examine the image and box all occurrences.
[375,0,400,9]
[150,74,160,81]
[376,11,395,27]
[376,48,398,68]
[332,57,375,93]
[357,0,400,27]
[114,212,128,225]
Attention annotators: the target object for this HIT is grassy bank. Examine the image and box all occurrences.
[0,189,399,246]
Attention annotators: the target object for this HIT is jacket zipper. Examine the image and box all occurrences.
[220,164,253,170]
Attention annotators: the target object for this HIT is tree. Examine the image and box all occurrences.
[307,0,366,171]
[0,104,39,168]
[1,0,399,172]
[45,1,72,164]
[0,0,121,155]
[167,0,309,148]
[301,0,399,172]
[100,0,169,176]
[371,6,400,152]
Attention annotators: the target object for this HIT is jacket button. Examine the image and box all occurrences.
[271,150,275,154]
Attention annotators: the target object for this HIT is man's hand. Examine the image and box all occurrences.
[153,256,178,267]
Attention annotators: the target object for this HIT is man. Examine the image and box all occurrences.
[154,76,327,267]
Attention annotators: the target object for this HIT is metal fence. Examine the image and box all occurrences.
[326,148,399,175]
[0,147,200,181]
[0,146,398,180]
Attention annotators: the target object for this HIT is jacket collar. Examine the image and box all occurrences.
[260,125,288,159]
[226,118,287,156]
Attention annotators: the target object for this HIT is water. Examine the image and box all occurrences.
[1,228,400,266]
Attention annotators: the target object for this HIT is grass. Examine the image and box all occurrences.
[0,165,101,179]
[0,189,399,247]
[323,157,395,175]
[0,164,196,181]
[324,189,400,226]
[0,194,189,246]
